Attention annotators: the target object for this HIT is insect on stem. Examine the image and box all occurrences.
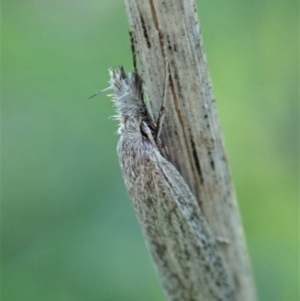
[97,66,238,301]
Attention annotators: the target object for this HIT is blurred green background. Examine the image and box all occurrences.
[2,0,298,300]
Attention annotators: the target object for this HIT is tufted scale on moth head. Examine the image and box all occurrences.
[107,67,156,138]
[109,67,145,120]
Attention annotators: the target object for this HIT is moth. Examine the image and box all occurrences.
[93,67,236,301]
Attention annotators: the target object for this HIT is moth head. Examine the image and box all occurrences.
[90,67,147,121]
[90,66,155,135]
[109,67,146,118]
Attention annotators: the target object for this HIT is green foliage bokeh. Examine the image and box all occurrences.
[2,1,298,300]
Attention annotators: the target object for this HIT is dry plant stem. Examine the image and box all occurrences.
[123,1,257,300]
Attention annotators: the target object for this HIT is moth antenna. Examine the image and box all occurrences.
[88,86,111,99]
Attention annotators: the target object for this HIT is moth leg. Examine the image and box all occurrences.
[141,121,157,147]
[155,63,169,142]
[155,104,165,143]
